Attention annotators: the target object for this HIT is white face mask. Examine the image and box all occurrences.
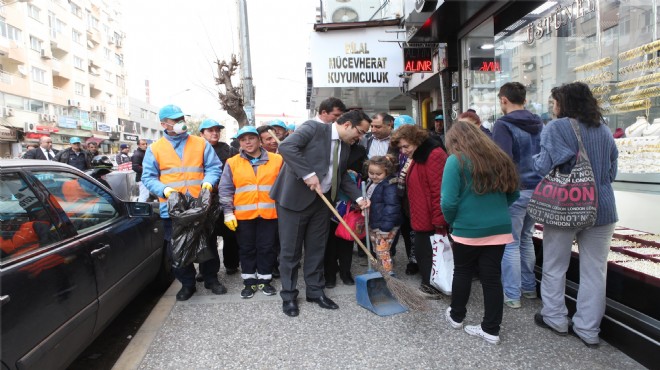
[172,122,187,134]
[166,121,187,134]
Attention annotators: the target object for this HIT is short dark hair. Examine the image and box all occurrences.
[318,97,347,115]
[373,112,394,126]
[336,110,371,127]
[256,125,274,135]
[498,82,526,105]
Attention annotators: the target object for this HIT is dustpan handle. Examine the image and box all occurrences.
[361,182,372,272]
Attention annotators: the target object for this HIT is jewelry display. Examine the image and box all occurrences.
[603,99,651,114]
[615,136,660,173]
[619,58,660,75]
[642,118,660,137]
[625,116,650,137]
[574,57,613,72]
[618,40,660,61]
[609,86,660,104]
[591,85,612,96]
[616,72,660,90]
[578,71,613,84]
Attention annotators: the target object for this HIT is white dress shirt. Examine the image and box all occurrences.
[41,147,55,160]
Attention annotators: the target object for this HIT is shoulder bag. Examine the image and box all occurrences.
[528,119,598,228]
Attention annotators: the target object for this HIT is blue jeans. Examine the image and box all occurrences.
[501,189,537,301]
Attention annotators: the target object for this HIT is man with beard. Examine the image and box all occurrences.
[257,125,279,153]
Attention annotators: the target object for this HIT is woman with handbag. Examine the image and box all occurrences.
[391,124,448,296]
[441,121,520,345]
[533,82,618,348]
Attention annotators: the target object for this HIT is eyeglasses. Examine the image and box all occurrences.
[355,126,367,135]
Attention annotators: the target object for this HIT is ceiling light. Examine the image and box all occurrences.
[480,44,495,50]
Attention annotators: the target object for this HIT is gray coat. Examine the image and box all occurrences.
[270,120,362,211]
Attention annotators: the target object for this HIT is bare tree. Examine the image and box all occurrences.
[215,54,248,128]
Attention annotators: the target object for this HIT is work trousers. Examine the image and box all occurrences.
[164,219,204,287]
[235,217,278,286]
[540,223,615,344]
[450,241,505,336]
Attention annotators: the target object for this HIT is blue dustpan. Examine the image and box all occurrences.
[356,271,407,316]
[355,183,407,316]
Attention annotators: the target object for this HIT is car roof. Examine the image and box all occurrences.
[0,159,82,171]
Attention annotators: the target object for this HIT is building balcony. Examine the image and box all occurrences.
[0,71,29,97]
[86,28,101,45]
[51,58,72,80]
[6,41,27,64]
[52,87,68,106]
[50,32,71,53]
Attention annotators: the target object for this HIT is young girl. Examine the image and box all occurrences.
[365,155,401,274]
[441,121,520,345]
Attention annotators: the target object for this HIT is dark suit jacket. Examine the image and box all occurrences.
[270,120,362,211]
[23,148,58,160]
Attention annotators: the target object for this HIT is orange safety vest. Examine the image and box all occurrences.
[151,135,206,203]
[226,152,283,220]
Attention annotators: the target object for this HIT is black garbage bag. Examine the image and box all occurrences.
[167,188,216,269]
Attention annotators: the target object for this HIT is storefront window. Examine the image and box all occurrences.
[484,0,660,175]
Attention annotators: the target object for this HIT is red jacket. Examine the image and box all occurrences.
[406,138,448,232]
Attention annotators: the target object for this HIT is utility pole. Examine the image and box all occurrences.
[238,0,255,125]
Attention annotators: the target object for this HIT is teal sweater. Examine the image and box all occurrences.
[441,154,520,238]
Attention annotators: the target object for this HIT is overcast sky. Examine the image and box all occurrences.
[122,0,316,125]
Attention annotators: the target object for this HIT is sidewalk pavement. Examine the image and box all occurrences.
[113,241,643,370]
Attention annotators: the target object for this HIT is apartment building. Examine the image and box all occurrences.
[0,0,133,156]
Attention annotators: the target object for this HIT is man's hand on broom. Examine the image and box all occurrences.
[304,175,320,192]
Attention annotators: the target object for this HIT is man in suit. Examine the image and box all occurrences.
[23,136,57,160]
[270,109,371,317]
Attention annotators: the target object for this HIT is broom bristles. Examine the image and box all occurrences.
[370,258,433,311]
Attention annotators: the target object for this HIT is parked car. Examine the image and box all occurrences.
[0,159,173,370]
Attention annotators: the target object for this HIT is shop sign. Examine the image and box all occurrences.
[25,133,49,140]
[36,125,59,133]
[123,133,139,142]
[470,58,502,72]
[118,119,140,134]
[527,0,596,45]
[58,116,78,129]
[0,127,17,141]
[97,122,112,132]
[310,27,404,88]
[403,48,433,72]
[79,120,94,130]
[109,132,120,140]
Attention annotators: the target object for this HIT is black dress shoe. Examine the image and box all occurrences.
[225,267,239,275]
[306,295,339,309]
[534,313,567,336]
[195,272,204,282]
[272,266,280,279]
[325,280,336,289]
[282,300,299,317]
[204,280,228,295]
[340,273,355,286]
[176,286,196,301]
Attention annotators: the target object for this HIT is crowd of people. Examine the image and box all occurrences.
[17,81,617,348]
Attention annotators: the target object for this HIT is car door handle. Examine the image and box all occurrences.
[0,295,10,306]
[91,244,110,259]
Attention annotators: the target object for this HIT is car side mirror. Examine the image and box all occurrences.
[127,202,153,217]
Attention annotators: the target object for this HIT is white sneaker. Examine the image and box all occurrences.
[464,325,500,345]
[445,307,463,329]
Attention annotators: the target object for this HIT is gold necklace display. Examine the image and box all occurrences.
[616,72,660,90]
[618,40,660,61]
[619,58,660,75]
[602,99,651,114]
[609,86,660,104]
[574,57,613,72]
